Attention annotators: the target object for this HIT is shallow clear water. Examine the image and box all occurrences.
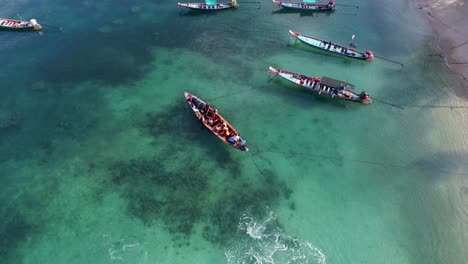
[1,0,468,263]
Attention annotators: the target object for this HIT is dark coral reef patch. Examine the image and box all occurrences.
[102,106,292,246]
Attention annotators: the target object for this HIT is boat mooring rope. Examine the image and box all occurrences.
[255,150,468,177]
[248,151,264,176]
[374,55,405,68]
[42,23,63,31]
[405,105,468,110]
[372,97,405,109]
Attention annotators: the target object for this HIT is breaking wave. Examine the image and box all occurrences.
[225,210,326,264]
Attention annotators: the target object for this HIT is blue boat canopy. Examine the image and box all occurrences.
[205,0,217,5]
[303,0,317,3]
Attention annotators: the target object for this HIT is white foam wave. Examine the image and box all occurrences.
[108,242,140,261]
[225,210,326,264]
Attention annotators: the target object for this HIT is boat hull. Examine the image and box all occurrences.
[184,92,249,151]
[0,18,41,31]
[178,2,236,10]
[273,0,335,11]
[289,30,374,61]
[268,66,372,104]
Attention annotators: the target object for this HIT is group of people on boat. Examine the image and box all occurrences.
[318,40,371,59]
[295,74,370,102]
[195,3,221,8]
[187,96,247,150]
[0,19,27,28]
[298,76,319,87]
[294,0,335,9]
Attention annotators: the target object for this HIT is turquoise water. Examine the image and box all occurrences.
[1,0,468,263]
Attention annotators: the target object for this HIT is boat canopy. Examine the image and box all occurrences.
[205,0,217,5]
[303,0,317,3]
[321,76,355,90]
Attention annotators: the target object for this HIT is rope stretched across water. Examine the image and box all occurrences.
[256,150,468,176]
[248,151,264,176]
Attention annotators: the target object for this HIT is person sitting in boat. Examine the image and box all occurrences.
[201,103,210,113]
[327,1,335,8]
[222,123,230,137]
[187,97,196,108]
[207,118,214,126]
[206,108,217,119]
[214,123,222,132]
[211,117,221,128]
[332,88,339,96]
[345,49,355,56]
[228,135,240,145]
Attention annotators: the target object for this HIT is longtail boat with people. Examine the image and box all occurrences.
[0,18,41,31]
[268,66,372,104]
[289,30,374,61]
[178,0,238,10]
[273,0,336,11]
[184,92,249,151]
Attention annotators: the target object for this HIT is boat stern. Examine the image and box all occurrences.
[30,19,41,31]
[359,92,372,104]
[272,0,282,6]
[365,50,374,62]
[238,139,249,151]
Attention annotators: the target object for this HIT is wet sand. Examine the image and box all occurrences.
[417,0,468,85]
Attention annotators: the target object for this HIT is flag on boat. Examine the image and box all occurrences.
[206,0,217,5]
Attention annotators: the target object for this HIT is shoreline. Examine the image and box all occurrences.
[415,0,468,87]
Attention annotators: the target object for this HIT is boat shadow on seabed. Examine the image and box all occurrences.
[271,8,334,16]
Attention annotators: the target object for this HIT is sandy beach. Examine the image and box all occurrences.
[416,0,468,86]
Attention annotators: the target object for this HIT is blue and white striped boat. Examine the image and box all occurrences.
[178,0,238,10]
[289,30,374,61]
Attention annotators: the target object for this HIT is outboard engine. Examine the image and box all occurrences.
[239,140,248,151]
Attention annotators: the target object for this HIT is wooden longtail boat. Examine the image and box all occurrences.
[273,0,335,11]
[184,92,249,151]
[269,66,372,104]
[289,30,374,61]
[178,0,238,10]
[0,18,41,31]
